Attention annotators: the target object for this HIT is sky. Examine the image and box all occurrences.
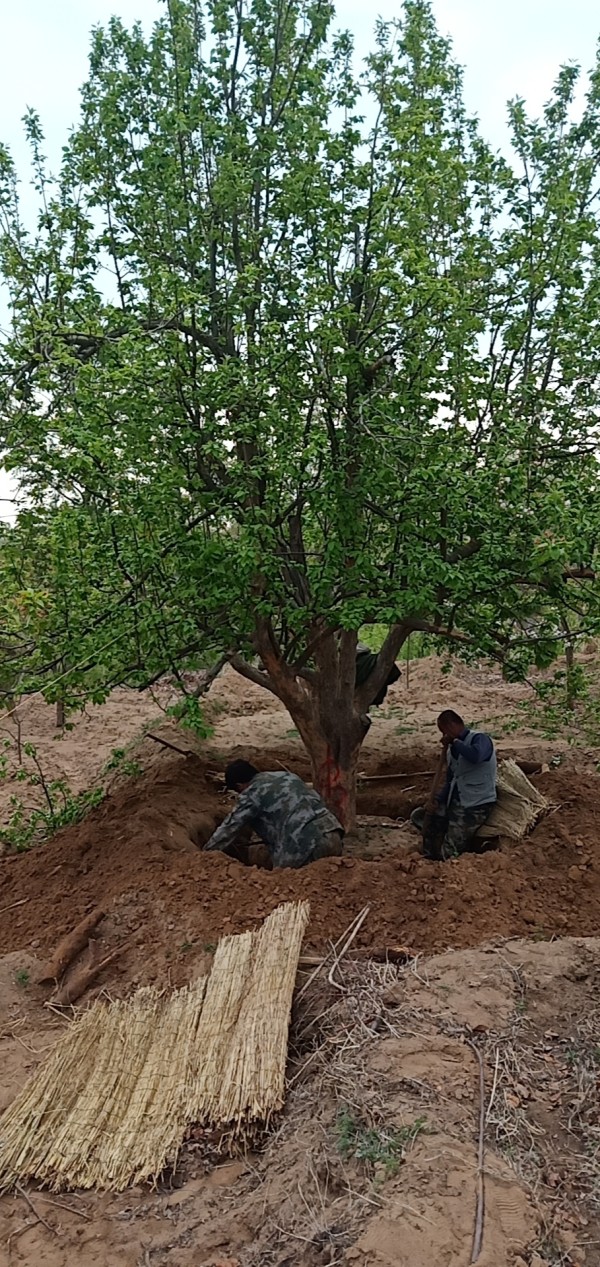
[0,0,599,519]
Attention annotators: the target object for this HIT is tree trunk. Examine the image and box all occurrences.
[565,640,575,711]
[272,690,366,830]
[231,620,412,832]
[561,617,576,711]
[306,727,362,828]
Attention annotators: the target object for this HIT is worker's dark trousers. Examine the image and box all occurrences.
[410,800,495,861]
[309,829,344,862]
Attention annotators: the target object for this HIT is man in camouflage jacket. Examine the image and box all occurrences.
[203,760,344,868]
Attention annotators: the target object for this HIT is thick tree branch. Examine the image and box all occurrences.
[58,317,227,363]
[191,654,228,698]
[228,653,283,700]
[355,621,411,710]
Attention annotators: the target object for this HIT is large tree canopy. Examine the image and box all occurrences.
[1,0,600,822]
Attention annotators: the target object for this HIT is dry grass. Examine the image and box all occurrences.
[0,901,309,1192]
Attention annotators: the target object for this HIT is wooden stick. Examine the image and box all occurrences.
[7,1219,35,1257]
[424,747,448,813]
[327,906,370,990]
[37,907,105,984]
[466,1039,486,1264]
[367,946,413,964]
[51,946,122,1007]
[485,1048,500,1125]
[36,1194,92,1221]
[146,733,194,758]
[296,908,369,1002]
[16,1182,55,1234]
[0,898,28,916]
[357,770,433,783]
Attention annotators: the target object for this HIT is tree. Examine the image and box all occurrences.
[1,0,600,826]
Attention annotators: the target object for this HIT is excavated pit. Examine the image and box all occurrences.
[0,745,597,997]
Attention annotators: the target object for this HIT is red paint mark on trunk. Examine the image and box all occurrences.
[317,748,349,824]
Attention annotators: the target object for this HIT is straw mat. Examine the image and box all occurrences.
[0,900,309,1192]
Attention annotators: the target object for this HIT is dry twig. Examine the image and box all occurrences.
[0,898,28,916]
[465,1040,486,1265]
[16,1182,55,1234]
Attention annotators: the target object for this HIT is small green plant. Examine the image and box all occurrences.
[565,1041,600,1070]
[167,696,213,739]
[203,942,217,954]
[0,741,105,851]
[335,1109,427,1180]
[103,747,143,778]
[14,968,30,987]
[511,659,600,744]
[179,939,194,953]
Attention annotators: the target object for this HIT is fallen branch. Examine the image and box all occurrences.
[367,945,414,964]
[485,1047,500,1126]
[300,944,413,968]
[7,1219,36,1256]
[51,947,122,1007]
[37,908,105,984]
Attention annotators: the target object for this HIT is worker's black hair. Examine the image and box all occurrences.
[437,709,464,727]
[224,759,259,790]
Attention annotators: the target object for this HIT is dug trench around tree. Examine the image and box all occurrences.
[0,746,598,1003]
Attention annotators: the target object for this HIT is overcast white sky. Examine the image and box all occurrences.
[1,0,599,519]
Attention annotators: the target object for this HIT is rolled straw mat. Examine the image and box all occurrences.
[0,899,310,1192]
[477,758,549,840]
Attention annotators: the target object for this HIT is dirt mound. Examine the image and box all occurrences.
[0,749,598,995]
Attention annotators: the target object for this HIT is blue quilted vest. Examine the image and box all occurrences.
[448,730,497,809]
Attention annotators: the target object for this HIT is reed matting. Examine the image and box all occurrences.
[0,900,310,1192]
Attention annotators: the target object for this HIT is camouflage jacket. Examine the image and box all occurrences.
[204,772,343,868]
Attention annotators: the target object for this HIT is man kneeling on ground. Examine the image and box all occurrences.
[203,760,344,868]
[411,710,497,861]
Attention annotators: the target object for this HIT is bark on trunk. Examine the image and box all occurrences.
[308,732,361,829]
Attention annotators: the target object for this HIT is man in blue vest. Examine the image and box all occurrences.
[410,710,497,861]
